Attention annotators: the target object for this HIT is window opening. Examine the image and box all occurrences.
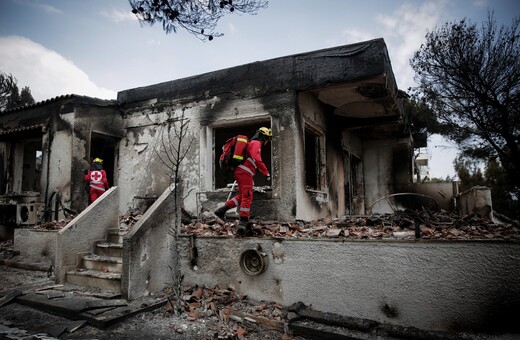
[345,153,363,214]
[304,127,322,190]
[214,123,271,189]
[21,140,42,192]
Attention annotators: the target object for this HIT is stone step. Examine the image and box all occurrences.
[95,242,123,257]
[66,269,121,292]
[107,229,126,244]
[82,254,123,273]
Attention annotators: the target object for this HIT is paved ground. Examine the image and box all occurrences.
[1,246,519,340]
[0,264,296,340]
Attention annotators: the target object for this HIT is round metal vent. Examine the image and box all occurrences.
[239,249,268,276]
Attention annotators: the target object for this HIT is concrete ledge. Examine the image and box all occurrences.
[0,258,49,272]
[180,236,520,334]
[13,229,57,262]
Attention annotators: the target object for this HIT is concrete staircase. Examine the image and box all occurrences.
[66,228,125,292]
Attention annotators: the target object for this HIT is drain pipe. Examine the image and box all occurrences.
[54,192,60,221]
[43,123,52,222]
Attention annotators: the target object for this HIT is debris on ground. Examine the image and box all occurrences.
[119,209,143,232]
[31,216,75,230]
[183,206,520,240]
[0,240,19,259]
[0,265,301,340]
[158,285,289,339]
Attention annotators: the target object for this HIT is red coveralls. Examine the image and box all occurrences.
[84,169,109,203]
[223,139,269,218]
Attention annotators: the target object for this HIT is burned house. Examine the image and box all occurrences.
[1,38,518,335]
[0,95,123,233]
[0,38,430,229]
[117,38,413,220]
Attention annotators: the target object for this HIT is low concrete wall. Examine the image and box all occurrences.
[13,229,57,266]
[55,187,119,282]
[179,237,520,334]
[122,184,178,300]
[458,186,492,216]
[411,181,457,212]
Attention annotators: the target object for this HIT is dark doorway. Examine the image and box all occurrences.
[214,123,271,189]
[90,133,118,187]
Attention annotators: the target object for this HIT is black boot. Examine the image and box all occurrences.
[214,205,229,219]
[237,216,249,235]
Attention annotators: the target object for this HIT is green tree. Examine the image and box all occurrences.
[399,90,441,137]
[6,84,20,110]
[410,13,520,195]
[20,86,35,107]
[129,0,268,41]
[454,155,484,191]
[0,71,35,111]
[483,159,518,218]
[0,72,17,111]
[454,156,519,218]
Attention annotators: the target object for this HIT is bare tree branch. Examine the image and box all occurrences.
[129,0,268,41]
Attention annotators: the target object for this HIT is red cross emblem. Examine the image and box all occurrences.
[91,171,103,182]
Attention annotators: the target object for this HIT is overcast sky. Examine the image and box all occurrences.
[1,0,518,178]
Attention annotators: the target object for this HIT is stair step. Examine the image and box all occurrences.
[96,242,123,257]
[82,254,123,273]
[66,269,121,292]
[108,229,127,244]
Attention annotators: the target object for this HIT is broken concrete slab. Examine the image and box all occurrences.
[13,292,166,329]
[0,289,21,308]
[289,303,465,340]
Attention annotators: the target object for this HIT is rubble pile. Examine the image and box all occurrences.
[27,211,144,232]
[159,285,287,339]
[31,217,75,230]
[0,240,19,259]
[183,208,520,241]
[119,210,143,232]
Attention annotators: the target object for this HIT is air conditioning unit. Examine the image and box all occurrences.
[16,203,44,225]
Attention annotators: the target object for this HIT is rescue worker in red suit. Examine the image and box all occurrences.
[214,127,272,235]
[84,157,109,204]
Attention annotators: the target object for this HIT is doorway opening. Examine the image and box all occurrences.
[90,133,119,187]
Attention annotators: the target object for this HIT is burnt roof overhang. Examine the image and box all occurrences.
[309,74,407,140]
[118,38,397,105]
[116,38,407,139]
[1,94,116,116]
[0,124,45,141]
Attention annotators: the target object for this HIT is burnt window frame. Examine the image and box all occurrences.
[304,124,325,192]
[1,138,43,195]
[213,121,271,190]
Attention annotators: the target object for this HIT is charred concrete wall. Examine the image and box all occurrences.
[55,186,119,283]
[179,237,520,334]
[43,104,123,215]
[411,181,457,212]
[364,139,413,213]
[13,229,56,265]
[122,183,179,300]
[70,105,123,213]
[0,96,121,218]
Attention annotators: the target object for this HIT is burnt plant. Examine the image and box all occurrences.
[154,105,195,314]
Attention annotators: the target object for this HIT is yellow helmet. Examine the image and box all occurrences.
[258,127,272,137]
[93,157,103,164]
